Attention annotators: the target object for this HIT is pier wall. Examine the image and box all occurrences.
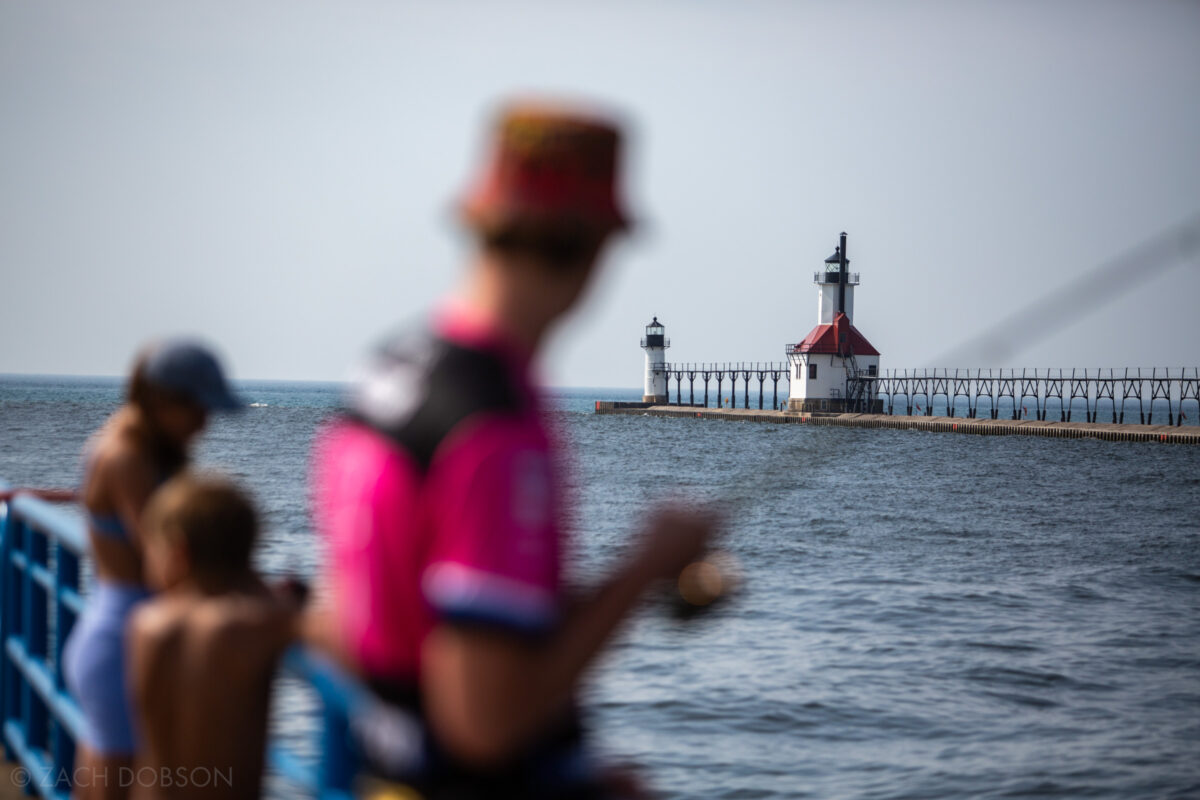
[594,403,1200,444]
[787,398,884,414]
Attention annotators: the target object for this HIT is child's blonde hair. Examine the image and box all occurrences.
[143,473,258,574]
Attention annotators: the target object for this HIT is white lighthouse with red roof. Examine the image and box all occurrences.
[786,232,882,412]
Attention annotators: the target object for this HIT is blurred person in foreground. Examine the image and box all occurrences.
[63,339,241,800]
[128,474,306,800]
[312,101,715,798]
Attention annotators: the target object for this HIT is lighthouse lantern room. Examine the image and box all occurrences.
[786,233,882,412]
[641,316,670,403]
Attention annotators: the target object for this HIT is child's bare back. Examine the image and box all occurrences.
[126,475,302,800]
[129,583,296,799]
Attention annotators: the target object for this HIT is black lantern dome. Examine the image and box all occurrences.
[641,316,668,348]
[824,247,849,272]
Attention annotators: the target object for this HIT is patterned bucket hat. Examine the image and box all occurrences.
[459,100,633,235]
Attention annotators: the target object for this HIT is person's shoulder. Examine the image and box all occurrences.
[129,595,189,652]
[128,597,192,705]
[356,326,523,416]
[347,327,526,470]
[189,590,298,657]
[420,337,526,428]
[87,412,152,481]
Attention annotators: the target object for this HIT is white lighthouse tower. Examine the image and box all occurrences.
[786,232,882,412]
[641,316,669,403]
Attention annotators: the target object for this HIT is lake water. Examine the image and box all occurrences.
[2,375,1198,799]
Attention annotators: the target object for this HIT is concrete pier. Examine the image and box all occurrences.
[594,402,1200,444]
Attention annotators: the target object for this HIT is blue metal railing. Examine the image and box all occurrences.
[0,483,84,800]
[0,485,367,798]
[269,649,363,799]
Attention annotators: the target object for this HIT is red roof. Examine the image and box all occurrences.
[793,312,880,356]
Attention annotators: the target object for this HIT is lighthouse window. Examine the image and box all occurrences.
[808,364,818,380]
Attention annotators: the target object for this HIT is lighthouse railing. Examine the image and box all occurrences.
[869,367,1198,424]
[649,362,791,409]
[636,362,1197,422]
[812,272,860,285]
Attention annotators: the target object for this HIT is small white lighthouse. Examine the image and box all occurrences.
[786,232,882,412]
[641,316,670,403]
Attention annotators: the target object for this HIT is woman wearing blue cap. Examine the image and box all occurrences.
[63,339,240,800]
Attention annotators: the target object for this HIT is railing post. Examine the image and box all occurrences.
[0,495,13,760]
[317,701,355,796]
[23,521,50,760]
[987,370,995,419]
[1148,368,1154,425]
[53,544,80,786]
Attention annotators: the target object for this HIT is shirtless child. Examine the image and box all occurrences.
[127,475,303,800]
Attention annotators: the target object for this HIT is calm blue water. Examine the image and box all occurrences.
[2,375,1199,799]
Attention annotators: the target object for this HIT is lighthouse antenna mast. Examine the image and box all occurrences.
[838,231,848,315]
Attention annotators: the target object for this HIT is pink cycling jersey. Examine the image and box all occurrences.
[314,309,564,683]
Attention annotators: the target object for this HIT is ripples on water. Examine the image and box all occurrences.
[2,377,1198,799]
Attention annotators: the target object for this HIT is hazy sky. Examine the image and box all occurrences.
[2,1,1198,388]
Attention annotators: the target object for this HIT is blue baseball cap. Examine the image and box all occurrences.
[143,339,242,412]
